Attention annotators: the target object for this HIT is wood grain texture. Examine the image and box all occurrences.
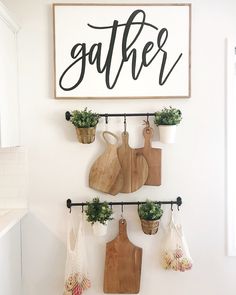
[117,132,148,193]
[136,127,161,186]
[89,131,123,195]
[103,219,142,294]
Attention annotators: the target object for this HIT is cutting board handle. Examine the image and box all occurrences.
[143,127,153,148]
[103,131,119,145]
[119,219,128,238]
[121,131,129,146]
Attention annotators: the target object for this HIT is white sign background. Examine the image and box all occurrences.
[53,4,191,99]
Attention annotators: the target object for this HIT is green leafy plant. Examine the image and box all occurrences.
[70,108,100,128]
[138,200,163,221]
[154,106,182,126]
[85,197,113,225]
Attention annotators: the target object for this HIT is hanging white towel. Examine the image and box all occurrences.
[64,213,91,295]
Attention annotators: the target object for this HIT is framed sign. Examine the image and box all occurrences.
[53,3,191,99]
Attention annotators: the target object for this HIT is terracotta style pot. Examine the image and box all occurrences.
[140,219,160,235]
[75,126,96,144]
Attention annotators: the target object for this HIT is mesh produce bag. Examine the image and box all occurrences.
[162,211,193,272]
[64,213,91,295]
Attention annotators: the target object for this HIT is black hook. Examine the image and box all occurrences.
[82,204,84,213]
[171,201,173,211]
[146,113,150,127]
[137,201,140,211]
[121,202,125,222]
[105,113,108,124]
[124,114,127,133]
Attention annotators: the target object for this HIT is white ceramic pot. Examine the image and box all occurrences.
[92,222,108,236]
[158,125,177,144]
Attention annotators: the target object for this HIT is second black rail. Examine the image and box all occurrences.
[66,197,182,212]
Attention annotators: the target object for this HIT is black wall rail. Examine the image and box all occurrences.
[65,111,156,123]
[66,197,182,212]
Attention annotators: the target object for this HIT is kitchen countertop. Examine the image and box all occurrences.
[0,209,27,238]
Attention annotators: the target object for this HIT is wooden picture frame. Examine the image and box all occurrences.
[53,3,191,99]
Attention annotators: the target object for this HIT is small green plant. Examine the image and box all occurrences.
[154,106,182,126]
[138,200,163,221]
[85,197,113,225]
[70,108,100,128]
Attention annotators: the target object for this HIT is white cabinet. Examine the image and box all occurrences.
[0,2,20,147]
[0,223,22,295]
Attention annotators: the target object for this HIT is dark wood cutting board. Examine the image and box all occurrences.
[117,132,148,193]
[136,127,161,186]
[103,219,142,294]
[89,131,123,195]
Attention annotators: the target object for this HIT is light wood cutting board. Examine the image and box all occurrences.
[103,219,142,294]
[89,131,123,195]
[117,132,148,193]
[136,127,161,186]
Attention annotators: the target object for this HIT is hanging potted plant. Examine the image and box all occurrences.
[69,108,100,144]
[85,197,113,236]
[138,200,163,235]
[154,106,182,144]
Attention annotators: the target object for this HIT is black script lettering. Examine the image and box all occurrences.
[59,43,87,91]
[59,9,183,91]
[156,29,183,85]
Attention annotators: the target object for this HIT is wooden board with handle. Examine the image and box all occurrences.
[136,127,161,186]
[89,131,123,195]
[117,132,148,193]
[103,219,142,294]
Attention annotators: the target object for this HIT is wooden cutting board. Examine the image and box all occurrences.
[136,127,161,186]
[89,131,123,195]
[117,132,148,193]
[104,219,142,294]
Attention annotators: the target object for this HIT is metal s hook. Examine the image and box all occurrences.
[146,113,150,128]
[105,113,108,124]
[124,114,127,133]
[121,202,124,222]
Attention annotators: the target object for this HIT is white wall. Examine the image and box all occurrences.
[0,147,28,208]
[2,0,236,294]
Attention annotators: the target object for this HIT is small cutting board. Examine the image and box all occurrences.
[117,132,148,193]
[89,131,123,195]
[136,127,161,186]
[103,219,142,294]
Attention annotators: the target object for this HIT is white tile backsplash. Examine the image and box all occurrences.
[0,147,28,208]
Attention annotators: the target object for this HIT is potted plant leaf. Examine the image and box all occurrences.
[138,200,163,235]
[85,197,113,236]
[154,106,182,143]
[69,108,100,144]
